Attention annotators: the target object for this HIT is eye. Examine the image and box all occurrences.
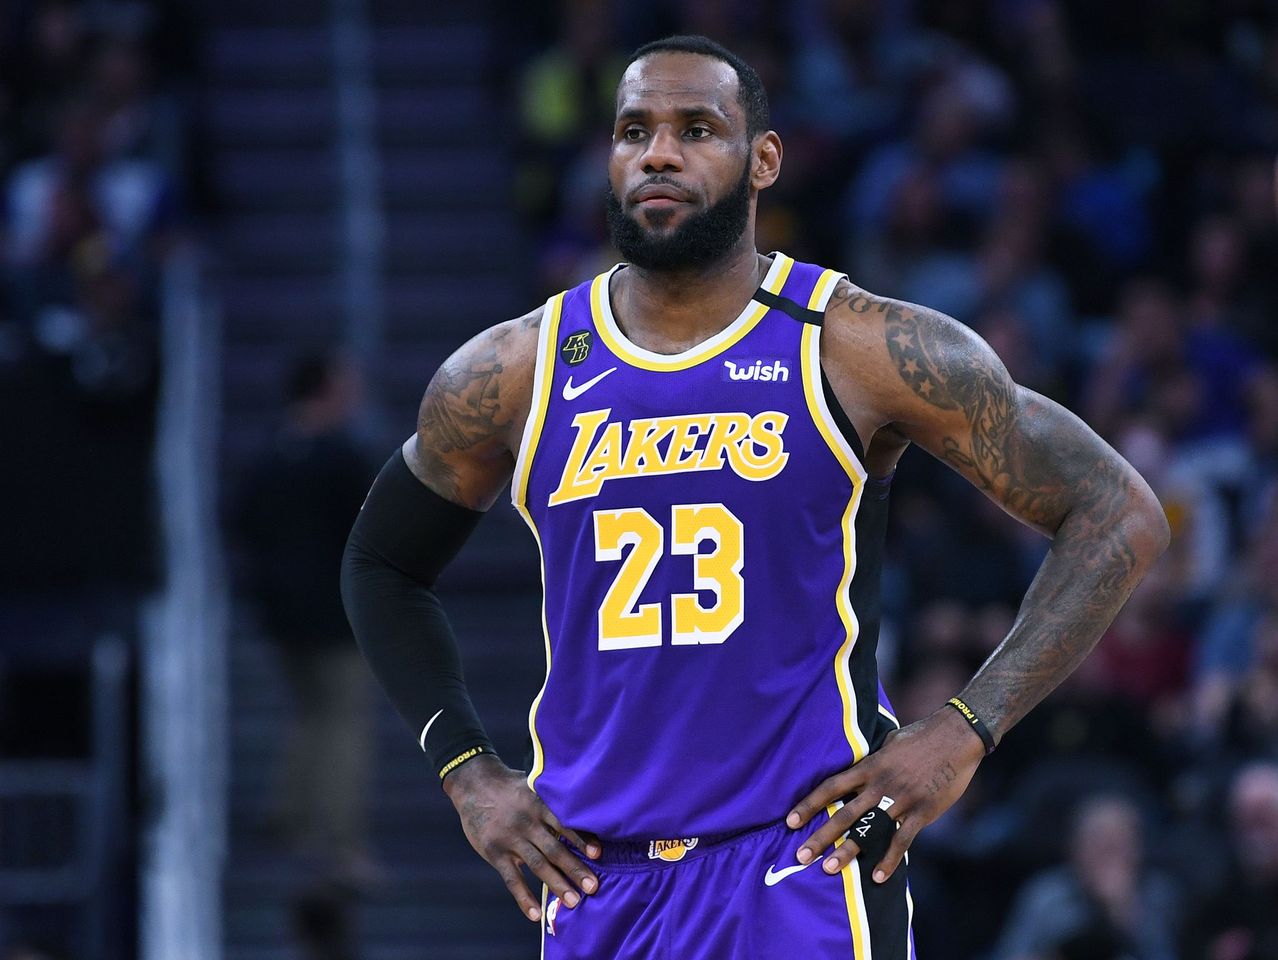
[685,125,713,140]
[621,126,646,142]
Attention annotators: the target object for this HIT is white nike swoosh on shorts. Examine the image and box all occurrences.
[763,859,819,886]
[419,708,444,751]
[562,367,618,401]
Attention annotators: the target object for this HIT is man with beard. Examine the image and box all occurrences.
[341,35,1169,957]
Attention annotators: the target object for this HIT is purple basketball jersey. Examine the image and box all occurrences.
[512,253,898,840]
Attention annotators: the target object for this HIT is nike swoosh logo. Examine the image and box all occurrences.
[418,708,444,751]
[563,367,618,401]
[763,859,818,886]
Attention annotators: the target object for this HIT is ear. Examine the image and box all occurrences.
[750,131,783,191]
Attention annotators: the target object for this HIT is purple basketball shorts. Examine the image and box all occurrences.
[541,808,914,959]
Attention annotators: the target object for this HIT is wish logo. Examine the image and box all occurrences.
[723,358,790,383]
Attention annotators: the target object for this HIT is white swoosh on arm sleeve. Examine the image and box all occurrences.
[418,708,444,751]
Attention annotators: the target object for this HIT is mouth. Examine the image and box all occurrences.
[632,183,693,208]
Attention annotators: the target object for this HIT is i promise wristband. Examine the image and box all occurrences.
[946,696,997,755]
[438,745,492,780]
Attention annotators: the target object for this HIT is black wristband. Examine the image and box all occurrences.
[946,696,997,755]
[342,449,498,777]
[438,744,493,780]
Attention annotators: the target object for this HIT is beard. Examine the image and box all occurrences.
[605,161,752,272]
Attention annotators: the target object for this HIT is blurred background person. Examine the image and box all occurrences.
[233,350,379,890]
[992,794,1181,960]
[1182,763,1278,960]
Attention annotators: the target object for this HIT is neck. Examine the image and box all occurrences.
[612,237,768,354]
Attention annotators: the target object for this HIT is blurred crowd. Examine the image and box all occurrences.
[509,1,1278,958]
[0,2,195,957]
[0,0,195,590]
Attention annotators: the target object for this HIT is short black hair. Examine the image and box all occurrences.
[625,35,770,141]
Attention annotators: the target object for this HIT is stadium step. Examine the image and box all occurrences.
[211,2,533,954]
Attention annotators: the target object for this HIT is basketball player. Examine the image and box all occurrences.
[342,35,1169,958]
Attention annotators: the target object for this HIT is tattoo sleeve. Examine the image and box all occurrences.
[410,312,539,510]
[873,296,1169,740]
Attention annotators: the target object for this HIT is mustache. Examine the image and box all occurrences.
[627,175,699,203]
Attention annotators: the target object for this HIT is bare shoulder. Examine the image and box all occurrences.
[406,304,544,510]
[821,278,1004,418]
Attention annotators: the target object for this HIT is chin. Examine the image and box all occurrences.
[634,209,685,232]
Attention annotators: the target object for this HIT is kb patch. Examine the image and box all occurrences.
[560,330,593,366]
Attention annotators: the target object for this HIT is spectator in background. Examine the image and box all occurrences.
[88,34,182,175]
[845,77,1006,232]
[1183,763,1278,960]
[517,0,624,231]
[1088,561,1190,736]
[5,95,168,273]
[1192,490,1278,752]
[4,0,86,163]
[785,0,914,145]
[234,351,378,890]
[992,794,1181,960]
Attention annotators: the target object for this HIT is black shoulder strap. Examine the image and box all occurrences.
[753,287,825,326]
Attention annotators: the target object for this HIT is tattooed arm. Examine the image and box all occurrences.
[788,281,1169,882]
[350,307,603,922]
[404,307,541,508]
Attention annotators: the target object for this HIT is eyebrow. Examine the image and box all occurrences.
[615,103,732,125]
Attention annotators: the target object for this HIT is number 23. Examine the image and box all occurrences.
[593,503,744,650]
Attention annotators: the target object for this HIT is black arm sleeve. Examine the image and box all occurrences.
[340,448,495,779]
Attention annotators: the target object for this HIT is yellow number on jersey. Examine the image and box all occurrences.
[671,503,744,645]
[594,508,664,649]
[593,503,744,650]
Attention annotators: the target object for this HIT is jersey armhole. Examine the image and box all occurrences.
[511,293,565,509]
[763,269,868,465]
[819,364,866,464]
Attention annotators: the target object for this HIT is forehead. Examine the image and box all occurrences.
[615,52,741,121]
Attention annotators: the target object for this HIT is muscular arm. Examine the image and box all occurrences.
[790,282,1169,879]
[850,287,1169,734]
[344,305,601,920]
[405,307,541,508]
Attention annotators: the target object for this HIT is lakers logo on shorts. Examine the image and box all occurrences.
[647,837,699,862]
[560,330,593,366]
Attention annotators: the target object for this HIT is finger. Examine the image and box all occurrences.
[818,802,897,874]
[494,858,542,922]
[796,797,875,865]
[533,825,600,896]
[544,810,603,861]
[579,830,604,859]
[786,767,867,829]
[872,818,919,884]
[516,840,581,909]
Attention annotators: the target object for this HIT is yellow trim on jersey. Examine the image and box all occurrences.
[828,801,874,960]
[512,293,564,508]
[808,267,842,311]
[588,253,795,371]
[540,883,548,959]
[511,293,565,792]
[800,321,870,762]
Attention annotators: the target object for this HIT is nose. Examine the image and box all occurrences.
[641,125,683,174]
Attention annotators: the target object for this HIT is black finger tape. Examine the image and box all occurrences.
[849,804,896,863]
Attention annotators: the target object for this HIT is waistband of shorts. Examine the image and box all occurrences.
[578,816,788,870]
